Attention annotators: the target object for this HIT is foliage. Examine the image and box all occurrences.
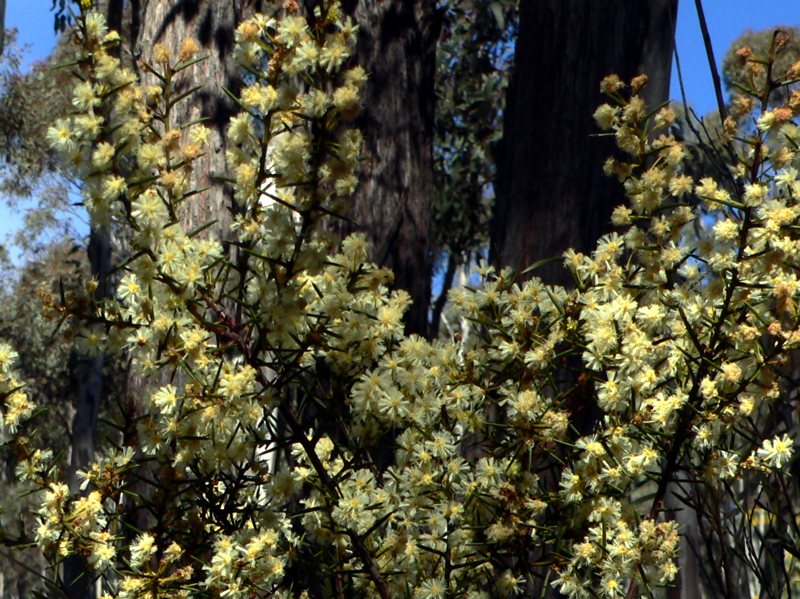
[0,238,129,597]
[50,0,76,34]
[2,4,800,599]
[429,0,516,335]
[0,248,81,596]
[0,29,81,257]
[664,27,800,596]
[0,32,73,192]
[433,0,516,259]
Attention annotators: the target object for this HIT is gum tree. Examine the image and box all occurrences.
[491,0,678,285]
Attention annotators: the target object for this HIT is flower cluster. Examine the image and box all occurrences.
[0,343,32,435]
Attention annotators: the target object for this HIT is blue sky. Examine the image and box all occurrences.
[672,0,800,115]
[6,2,58,68]
[2,1,800,253]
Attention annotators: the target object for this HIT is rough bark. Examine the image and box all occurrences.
[340,0,441,337]
[111,0,264,538]
[134,1,439,339]
[491,0,678,286]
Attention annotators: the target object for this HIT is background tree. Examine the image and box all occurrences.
[666,25,800,598]
[126,0,443,341]
[126,0,263,239]
[0,0,5,56]
[485,4,679,595]
[429,0,517,337]
[0,240,128,598]
[492,0,678,285]
[0,32,75,245]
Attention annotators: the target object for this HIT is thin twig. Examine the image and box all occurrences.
[694,0,728,123]
[429,251,459,338]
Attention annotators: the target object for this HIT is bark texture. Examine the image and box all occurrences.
[135,1,439,338]
[114,0,263,525]
[491,0,678,285]
[340,0,441,337]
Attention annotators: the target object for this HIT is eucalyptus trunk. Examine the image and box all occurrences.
[133,0,262,237]
[491,0,678,286]
[341,0,441,337]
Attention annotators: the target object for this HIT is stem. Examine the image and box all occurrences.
[693,0,728,123]
[429,251,459,339]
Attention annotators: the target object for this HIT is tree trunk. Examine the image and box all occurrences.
[491,0,678,286]
[113,0,263,539]
[135,1,439,338]
[340,0,441,337]
[62,3,125,595]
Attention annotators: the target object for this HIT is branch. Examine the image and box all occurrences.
[693,0,728,123]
